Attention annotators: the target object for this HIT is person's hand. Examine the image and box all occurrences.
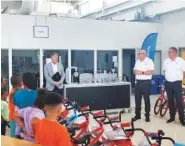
[55,82,61,87]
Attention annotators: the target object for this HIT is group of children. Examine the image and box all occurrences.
[1,72,72,146]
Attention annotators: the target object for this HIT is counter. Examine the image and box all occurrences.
[64,82,131,110]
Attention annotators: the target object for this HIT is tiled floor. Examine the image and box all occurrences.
[103,95,185,146]
[5,95,185,146]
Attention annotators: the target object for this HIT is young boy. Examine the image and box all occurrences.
[8,75,22,137]
[35,92,72,146]
[14,89,47,142]
[13,72,38,138]
[1,88,9,135]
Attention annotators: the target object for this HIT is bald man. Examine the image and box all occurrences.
[132,50,154,122]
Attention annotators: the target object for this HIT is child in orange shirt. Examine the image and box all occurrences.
[35,92,72,146]
[8,75,22,137]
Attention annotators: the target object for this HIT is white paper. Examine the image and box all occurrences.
[113,56,117,62]
[114,62,118,67]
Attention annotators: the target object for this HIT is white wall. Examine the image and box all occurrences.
[1,14,161,50]
[159,10,185,60]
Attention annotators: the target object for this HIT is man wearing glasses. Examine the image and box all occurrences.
[163,47,185,126]
[133,50,154,122]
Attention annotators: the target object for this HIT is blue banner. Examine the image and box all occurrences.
[141,33,158,61]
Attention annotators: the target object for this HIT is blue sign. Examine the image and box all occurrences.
[141,33,158,61]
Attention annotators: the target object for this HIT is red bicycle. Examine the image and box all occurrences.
[160,87,185,117]
[154,85,168,115]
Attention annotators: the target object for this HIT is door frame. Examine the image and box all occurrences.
[122,48,137,88]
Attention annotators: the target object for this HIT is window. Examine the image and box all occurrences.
[43,50,68,70]
[12,49,40,88]
[97,50,118,74]
[71,50,94,74]
[1,49,9,89]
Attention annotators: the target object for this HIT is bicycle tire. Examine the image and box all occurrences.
[160,100,168,117]
[154,98,163,115]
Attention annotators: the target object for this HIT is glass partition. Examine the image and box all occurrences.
[71,50,94,83]
[97,50,118,74]
[12,49,40,88]
[43,50,68,86]
[97,50,118,83]
[1,49,9,89]
[43,50,68,70]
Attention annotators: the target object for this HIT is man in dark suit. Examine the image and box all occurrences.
[44,53,65,95]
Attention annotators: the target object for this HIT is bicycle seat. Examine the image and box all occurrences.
[73,134,91,145]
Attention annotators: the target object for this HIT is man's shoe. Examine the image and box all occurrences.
[132,116,141,122]
[145,117,150,122]
[166,118,175,123]
[180,121,185,126]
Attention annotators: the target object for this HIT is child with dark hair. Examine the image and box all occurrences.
[14,88,47,142]
[1,88,9,135]
[35,92,72,146]
[13,72,38,138]
[8,75,22,137]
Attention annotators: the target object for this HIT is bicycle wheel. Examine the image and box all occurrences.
[154,97,163,115]
[160,100,168,117]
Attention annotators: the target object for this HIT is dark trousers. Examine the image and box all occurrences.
[165,81,184,122]
[52,86,64,96]
[135,80,151,117]
[1,121,7,135]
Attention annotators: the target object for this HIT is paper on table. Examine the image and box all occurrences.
[113,56,117,62]
[114,62,118,67]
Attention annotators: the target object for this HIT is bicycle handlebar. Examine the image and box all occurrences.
[151,136,175,144]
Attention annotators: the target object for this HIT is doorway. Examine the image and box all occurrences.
[122,49,136,88]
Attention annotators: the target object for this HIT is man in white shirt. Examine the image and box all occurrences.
[44,52,65,95]
[163,47,185,126]
[133,50,154,122]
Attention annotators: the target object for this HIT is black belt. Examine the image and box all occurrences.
[136,80,151,82]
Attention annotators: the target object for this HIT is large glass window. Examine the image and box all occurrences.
[71,50,94,83]
[71,50,94,74]
[43,50,68,70]
[43,50,68,86]
[1,49,9,89]
[97,50,118,83]
[97,50,118,74]
[12,49,40,88]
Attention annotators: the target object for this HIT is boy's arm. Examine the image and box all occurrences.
[58,127,72,146]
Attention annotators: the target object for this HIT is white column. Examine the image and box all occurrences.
[118,48,122,81]
[68,49,71,84]
[9,48,12,89]
[40,48,44,88]
[94,49,97,83]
